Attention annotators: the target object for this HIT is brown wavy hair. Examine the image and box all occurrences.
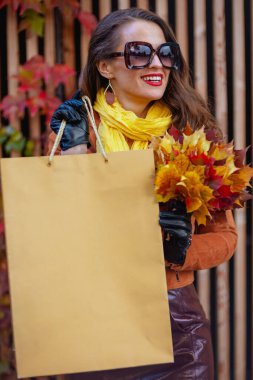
[80,8,221,138]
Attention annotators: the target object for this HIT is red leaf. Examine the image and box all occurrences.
[15,69,41,92]
[77,10,97,35]
[48,64,75,87]
[0,0,19,12]
[0,0,15,10]
[42,94,61,123]
[205,166,224,190]
[23,55,49,80]
[205,129,220,143]
[26,92,46,116]
[25,91,61,122]
[216,185,233,197]
[208,198,221,209]
[209,193,238,210]
[0,93,26,120]
[19,0,42,15]
[14,55,48,92]
[168,125,181,141]
[44,0,79,12]
[189,152,215,166]
[234,146,250,168]
[239,190,253,202]
[0,0,42,14]
[16,56,74,91]
[183,123,194,136]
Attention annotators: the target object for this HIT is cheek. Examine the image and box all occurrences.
[114,71,140,87]
[164,70,170,82]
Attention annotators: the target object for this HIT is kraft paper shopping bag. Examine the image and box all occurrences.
[1,149,173,378]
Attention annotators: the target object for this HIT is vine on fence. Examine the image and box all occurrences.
[0,1,97,376]
[0,0,97,36]
[0,54,75,125]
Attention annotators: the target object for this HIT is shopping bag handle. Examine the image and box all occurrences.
[48,95,108,165]
[82,95,108,161]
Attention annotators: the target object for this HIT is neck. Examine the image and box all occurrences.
[116,96,151,118]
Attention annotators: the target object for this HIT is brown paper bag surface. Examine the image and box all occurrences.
[1,149,173,378]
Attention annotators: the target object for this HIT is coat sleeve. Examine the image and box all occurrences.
[170,210,238,272]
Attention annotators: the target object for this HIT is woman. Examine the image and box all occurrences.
[48,8,237,380]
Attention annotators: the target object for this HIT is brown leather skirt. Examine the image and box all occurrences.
[65,284,214,380]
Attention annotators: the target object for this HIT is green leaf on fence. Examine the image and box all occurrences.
[24,140,34,157]
[0,126,14,144]
[0,126,34,156]
[20,9,45,37]
[5,132,26,154]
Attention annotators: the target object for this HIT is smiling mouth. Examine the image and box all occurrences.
[141,75,163,86]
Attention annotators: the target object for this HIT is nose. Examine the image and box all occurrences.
[149,52,163,68]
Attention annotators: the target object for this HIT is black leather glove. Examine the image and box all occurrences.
[159,200,192,265]
[50,90,89,151]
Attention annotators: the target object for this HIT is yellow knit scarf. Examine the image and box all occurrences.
[93,89,172,152]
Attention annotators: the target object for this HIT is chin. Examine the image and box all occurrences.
[145,93,164,102]
[144,89,166,101]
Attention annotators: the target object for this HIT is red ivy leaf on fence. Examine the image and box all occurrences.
[0,55,73,122]
[0,93,26,120]
[15,68,41,92]
[44,0,79,12]
[0,0,42,14]
[22,55,49,80]
[15,55,50,91]
[26,91,61,122]
[0,0,98,41]
[15,56,75,90]
[43,96,62,124]
[77,10,97,35]
[49,64,75,87]
[25,91,47,116]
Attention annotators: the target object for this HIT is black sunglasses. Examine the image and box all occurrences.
[107,41,180,70]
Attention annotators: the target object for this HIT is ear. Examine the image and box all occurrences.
[97,60,113,80]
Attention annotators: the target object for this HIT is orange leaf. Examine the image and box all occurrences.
[229,166,253,192]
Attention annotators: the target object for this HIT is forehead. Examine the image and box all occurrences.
[116,20,166,49]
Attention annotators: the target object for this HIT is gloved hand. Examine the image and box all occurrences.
[50,90,89,151]
[159,201,192,265]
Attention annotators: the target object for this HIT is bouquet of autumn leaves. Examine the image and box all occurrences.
[152,125,253,225]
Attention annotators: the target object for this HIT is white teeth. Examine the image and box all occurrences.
[143,76,162,81]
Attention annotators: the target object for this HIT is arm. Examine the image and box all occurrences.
[170,210,237,271]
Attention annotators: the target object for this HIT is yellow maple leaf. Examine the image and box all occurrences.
[176,172,214,213]
[160,134,175,155]
[155,164,181,202]
[193,204,212,226]
[173,153,190,174]
[182,127,211,154]
[225,155,238,176]
[210,143,234,161]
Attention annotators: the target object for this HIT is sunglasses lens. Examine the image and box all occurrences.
[128,43,151,68]
[125,42,180,69]
[159,44,179,68]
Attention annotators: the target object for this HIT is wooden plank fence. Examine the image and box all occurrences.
[0,1,252,379]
